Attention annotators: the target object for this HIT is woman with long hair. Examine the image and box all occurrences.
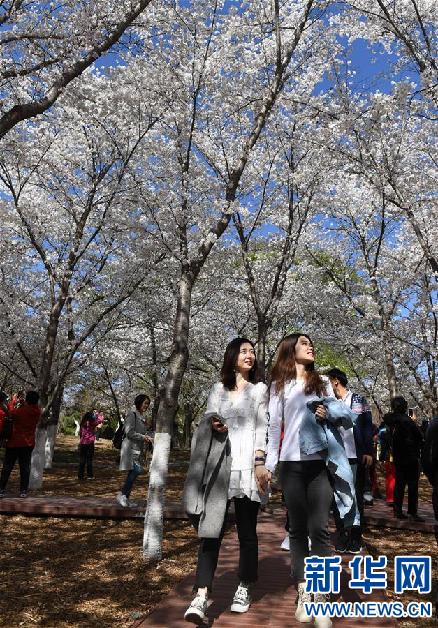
[117,393,153,507]
[183,337,269,624]
[265,333,334,628]
[77,410,104,480]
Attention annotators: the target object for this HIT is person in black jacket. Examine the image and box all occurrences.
[384,396,424,521]
[327,368,374,554]
[421,415,438,520]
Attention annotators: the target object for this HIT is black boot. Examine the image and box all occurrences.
[347,525,363,554]
[335,527,349,553]
[394,508,407,519]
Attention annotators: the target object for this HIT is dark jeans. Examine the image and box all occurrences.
[0,446,33,492]
[190,496,260,592]
[280,460,333,582]
[332,458,365,534]
[78,443,95,479]
[432,469,438,521]
[121,462,142,498]
[394,460,420,515]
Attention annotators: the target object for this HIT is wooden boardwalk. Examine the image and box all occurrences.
[362,498,436,533]
[0,494,434,626]
[135,509,398,628]
[0,493,435,531]
[0,495,185,520]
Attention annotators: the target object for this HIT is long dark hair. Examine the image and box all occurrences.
[220,337,260,391]
[80,411,95,427]
[270,333,326,396]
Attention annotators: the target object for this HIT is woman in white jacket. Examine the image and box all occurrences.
[184,337,270,624]
[117,394,153,508]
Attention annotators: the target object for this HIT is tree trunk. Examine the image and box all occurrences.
[143,270,193,560]
[256,315,268,381]
[29,314,62,489]
[39,302,64,411]
[382,320,397,399]
[149,324,160,430]
[43,386,63,469]
[44,424,58,469]
[29,427,47,490]
[183,402,193,450]
[142,432,171,559]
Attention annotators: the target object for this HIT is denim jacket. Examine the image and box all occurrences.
[301,397,360,526]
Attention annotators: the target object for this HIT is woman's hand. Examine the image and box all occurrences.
[211,416,228,433]
[255,465,271,494]
[314,404,327,421]
[144,434,153,443]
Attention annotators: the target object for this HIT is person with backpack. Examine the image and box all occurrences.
[77,410,104,480]
[0,390,41,498]
[378,420,396,506]
[326,368,374,554]
[116,394,153,508]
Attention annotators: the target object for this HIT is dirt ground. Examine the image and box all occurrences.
[0,437,437,626]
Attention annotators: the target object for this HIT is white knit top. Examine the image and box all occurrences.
[206,381,268,502]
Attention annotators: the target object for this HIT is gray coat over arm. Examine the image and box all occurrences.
[182,412,231,538]
[119,408,148,471]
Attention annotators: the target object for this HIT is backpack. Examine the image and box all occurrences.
[112,422,125,450]
[0,412,13,447]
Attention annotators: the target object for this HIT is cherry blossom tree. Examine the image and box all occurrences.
[0,0,158,137]
[0,66,166,486]
[141,0,337,560]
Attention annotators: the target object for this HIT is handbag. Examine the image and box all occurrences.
[112,422,125,450]
[0,413,13,447]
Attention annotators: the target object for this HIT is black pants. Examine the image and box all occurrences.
[280,460,333,582]
[332,458,365,533]
[190,496,260,592]
[394,460,419,515]
[431,469,438,521]
[78,443,95,479]
[0,446,33,492]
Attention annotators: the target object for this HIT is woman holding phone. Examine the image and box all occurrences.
[183,337,269,624]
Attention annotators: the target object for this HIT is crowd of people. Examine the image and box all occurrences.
[0,389,155,508]
[0,334,436,627]
[182,334,437,627]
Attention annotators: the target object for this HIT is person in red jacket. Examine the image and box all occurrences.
[0,390,41,498]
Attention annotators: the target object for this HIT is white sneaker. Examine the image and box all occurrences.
[281,534,290,551]
[230,582,251,613]
[184,593,208,623]
[295,581,313,623]
[363,491,373,505]
[313,592,332,627]
[116,492,128,507]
